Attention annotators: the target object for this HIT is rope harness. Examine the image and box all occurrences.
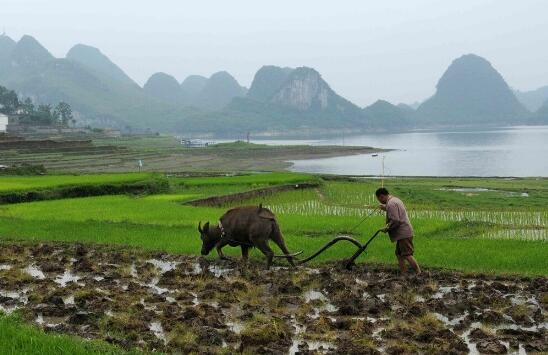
[218,220,255,247]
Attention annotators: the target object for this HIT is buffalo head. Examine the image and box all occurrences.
[198,221,219,256]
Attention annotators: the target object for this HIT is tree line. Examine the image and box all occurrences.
[0,85,74,126]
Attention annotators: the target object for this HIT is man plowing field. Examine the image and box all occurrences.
[376,187,421,276]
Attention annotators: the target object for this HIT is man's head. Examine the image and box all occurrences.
[375,187,390,204]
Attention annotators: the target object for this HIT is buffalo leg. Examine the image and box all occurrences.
[255,239,274,269]
[272,238,295,267]
[216,240,231,261]
[241,246,250,263]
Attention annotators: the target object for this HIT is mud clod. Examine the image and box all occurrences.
[0,242,545,354]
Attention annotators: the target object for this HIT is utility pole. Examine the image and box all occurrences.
[381,155,385,187]
[246,131,250,143]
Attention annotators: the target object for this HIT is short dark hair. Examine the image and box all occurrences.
[375,187,389,197]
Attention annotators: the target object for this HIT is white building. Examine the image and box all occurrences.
[0,113,7,132]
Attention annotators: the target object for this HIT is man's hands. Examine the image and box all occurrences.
[381,224,389,233]
[379,204,387,211]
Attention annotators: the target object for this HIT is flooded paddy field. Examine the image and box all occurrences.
[0,242,546,354]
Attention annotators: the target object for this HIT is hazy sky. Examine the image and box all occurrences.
[1,0,548,106]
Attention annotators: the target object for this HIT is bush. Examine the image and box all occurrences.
[0,164,47,176]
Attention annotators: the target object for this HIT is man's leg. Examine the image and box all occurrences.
[405,255,421,275]
[398,256,408,274]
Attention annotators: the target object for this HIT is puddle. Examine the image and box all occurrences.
[226,320,243,334]
[414,295,426,302]
[63,295,75,305]
[305,268,321,275]
[0,303,19,314]
[303,290,327,302]
[146,277,169,294]
[0,288,29,304]
[208,265,233,277]
[130,263,138,278]
[190,263,202,275]
[431,285,458,299]
[437,188,530,198]
[289,314,334,354]
[304,289,337,316]
[434,312,468,326]
[0,264,12,270]
[25,265,46,279]
[146,259,179,273]
[438,187,491,193]
[510,295,540,307]
[462,322,482,355]
[149,321,167,344]
[289,340,334,354]
[55,271,83,287]
[190,292,199,305]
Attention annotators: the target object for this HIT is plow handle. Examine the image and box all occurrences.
[297,236,363,265]
[344,229,384,270]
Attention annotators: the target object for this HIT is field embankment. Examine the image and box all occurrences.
[0,135,388,173]
[0,173,167,204]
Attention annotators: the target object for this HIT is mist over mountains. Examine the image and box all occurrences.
[0,34,546,136]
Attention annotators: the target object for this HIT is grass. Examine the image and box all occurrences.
[0,313,134,355]
[0,173,154,192]
[0,173,545,276]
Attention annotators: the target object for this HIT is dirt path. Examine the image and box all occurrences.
[0,242,546,354]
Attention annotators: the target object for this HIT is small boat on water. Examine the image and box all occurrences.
[371,154,378,157]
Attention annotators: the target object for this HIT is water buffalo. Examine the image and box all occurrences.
[198,205,298,269]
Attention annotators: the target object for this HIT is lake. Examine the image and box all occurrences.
[252,126,548,177]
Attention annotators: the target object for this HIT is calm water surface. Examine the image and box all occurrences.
[252,126,548,177]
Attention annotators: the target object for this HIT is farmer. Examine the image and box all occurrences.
[375,187,421,276]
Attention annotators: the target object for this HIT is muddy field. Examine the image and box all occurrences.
[0,243,546,354]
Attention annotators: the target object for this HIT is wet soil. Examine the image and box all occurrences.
[0,242,546,354]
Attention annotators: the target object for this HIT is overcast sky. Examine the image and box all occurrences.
[1,0,548,106]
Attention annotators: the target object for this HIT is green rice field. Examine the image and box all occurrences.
[0,172,546,276]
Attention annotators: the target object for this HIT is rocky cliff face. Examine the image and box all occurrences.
[219,65,364,131]
[247,65,293,102]
[271,67,331,111]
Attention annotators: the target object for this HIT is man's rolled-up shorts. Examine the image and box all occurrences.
[395,237,414,257]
